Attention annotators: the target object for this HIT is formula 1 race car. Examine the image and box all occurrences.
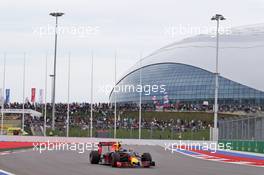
[89,141,155,168]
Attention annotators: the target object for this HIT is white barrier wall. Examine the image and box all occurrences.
[0,135,216,147]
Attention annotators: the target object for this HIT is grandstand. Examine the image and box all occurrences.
[0,108,43,136]
[1,102,262,139]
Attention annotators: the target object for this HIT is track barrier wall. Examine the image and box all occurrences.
[0,135,216,147]
[219,140,264,154]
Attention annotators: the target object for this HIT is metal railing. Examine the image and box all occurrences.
[219,115,264,141]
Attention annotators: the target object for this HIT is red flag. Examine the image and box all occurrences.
[31,88,36,103]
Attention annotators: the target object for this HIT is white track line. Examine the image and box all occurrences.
[0,152,11,156]
[0,169,15,175]
[167,148,264,168]
[0,149,32,156]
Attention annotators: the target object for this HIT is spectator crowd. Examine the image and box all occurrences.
[1,102,263,136]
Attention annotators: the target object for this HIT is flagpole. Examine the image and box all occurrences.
[90,51,94,138]
[66,53,71,137]
[22,53,26,132]
[139,53,142,140]
[114,51,117,139]
[1,53,6,135]
[44,54,48,136]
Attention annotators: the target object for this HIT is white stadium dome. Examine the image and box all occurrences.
[124,23,264,92]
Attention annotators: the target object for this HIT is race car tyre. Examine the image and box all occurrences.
[90,151,100,164]
[111,152,120,167]
[142,153,152,162]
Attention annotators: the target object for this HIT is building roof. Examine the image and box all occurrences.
[119,24,264,92]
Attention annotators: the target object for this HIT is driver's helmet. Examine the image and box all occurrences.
[112,142,121,152]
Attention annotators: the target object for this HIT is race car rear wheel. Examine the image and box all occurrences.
[111,152,120,167]
[90,151,100,164]
[142,153,152,162]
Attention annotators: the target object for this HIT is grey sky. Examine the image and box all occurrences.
[0,0,264,103]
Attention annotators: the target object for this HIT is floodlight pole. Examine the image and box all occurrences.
[0,54,6,135]
[44,54,48,136]
[22,53,26,132]
[90,52,94,138]
[66,53,71,137]
[139,55,142,140]
[211,14,226,141]
[50,12,64,131]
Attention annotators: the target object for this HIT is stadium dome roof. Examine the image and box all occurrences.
[119,24,264,92]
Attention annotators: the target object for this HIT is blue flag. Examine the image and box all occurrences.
[5,89,10,104]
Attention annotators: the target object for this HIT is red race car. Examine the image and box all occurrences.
[89,141,155,168]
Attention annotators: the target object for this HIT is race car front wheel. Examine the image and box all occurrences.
[90,151,100,164]
[142,153,152,162]
[141,153,153,167]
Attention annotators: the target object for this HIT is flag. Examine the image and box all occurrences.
[5,89,10,104]
[152,96,157,104]
[25,97,30,103]
[31,88,36,103]
[152,96,161,109]
[39,89,44,104]
[163,92,169,107]
[0,88,3,104]
[175,100,180,109]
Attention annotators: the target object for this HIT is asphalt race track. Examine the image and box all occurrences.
[0,145,263,175]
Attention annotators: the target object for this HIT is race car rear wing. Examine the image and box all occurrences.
[98,142,117,147]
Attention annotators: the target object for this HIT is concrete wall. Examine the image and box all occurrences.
[0,135,216,147]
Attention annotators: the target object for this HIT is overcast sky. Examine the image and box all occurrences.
[1,0,264,103]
